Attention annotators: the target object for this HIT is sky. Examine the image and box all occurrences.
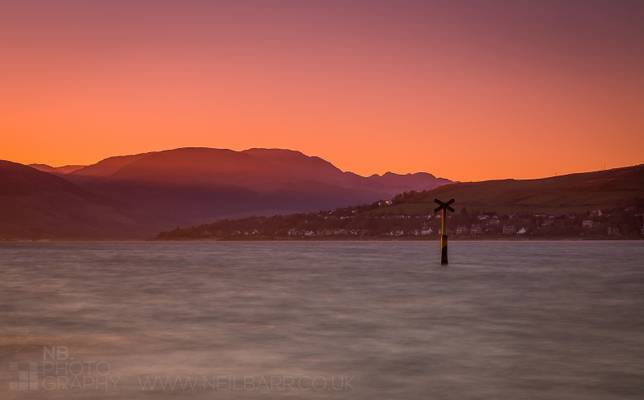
[1,0,643,181]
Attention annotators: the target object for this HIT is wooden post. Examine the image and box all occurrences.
[434,198,455,265]
[440,208,448,265]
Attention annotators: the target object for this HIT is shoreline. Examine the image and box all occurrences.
[1,238,642,243]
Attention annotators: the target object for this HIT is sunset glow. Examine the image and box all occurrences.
[2,1,643,181]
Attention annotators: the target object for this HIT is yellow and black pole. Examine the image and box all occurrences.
[434,198,455,265]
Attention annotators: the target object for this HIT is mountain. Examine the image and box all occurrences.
[359,171,452,196]
[29,163,85,175]
[70,148,449,234]
[69,147,449,193]
[2,147,449,239]
[0,161,134,239]
[158,164,644,240]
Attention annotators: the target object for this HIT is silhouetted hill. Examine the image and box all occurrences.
[382,164,644,215]
[0,161,134,239]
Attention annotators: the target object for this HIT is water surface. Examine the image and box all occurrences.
[1,241,643,399]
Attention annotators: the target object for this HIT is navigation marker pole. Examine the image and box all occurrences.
[434,198,455,265]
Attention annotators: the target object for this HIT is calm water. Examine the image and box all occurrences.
[1,241,643,399]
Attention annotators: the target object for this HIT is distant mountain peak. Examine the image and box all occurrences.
[243,147,305,155]
[380,171,438,178]
[30,163,85,175]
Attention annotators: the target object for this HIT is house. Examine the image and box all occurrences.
[470,224,482,235]
[502,225,516,235]
[456,225,469,235]
[488,216,500,226]
[541,218,554,227]
[582,220,594,229]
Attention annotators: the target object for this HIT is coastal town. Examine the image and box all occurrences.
[159,198,644,240]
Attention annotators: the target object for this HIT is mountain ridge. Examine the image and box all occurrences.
[1,147,450,239]
[29,163,85,175]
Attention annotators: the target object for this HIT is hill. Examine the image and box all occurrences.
[379,164,644,216]
[0,161,135,239]
[158,164,644,240]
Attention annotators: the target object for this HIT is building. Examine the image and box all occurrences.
[488,216,500,226]
[541,218,555,227]
[590,209,603,217]
[502,225,517,235]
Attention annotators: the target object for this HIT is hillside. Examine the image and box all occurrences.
[64,147,450,233]
[158,164,644,240]
[29,163,85,175]
[68,147,449,193]
[379,164,644,216]
[1,148,449,239]
[70,153,149,178]
[0,161,135,239]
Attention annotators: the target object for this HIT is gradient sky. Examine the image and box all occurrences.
[2,0,643,181]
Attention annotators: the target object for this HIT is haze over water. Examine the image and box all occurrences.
[1,241,643,399]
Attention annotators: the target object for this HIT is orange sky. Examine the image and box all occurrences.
[2,1,643,181]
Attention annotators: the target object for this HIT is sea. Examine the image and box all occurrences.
[1,241,643,399]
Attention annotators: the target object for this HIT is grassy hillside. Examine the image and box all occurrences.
[158,164,644,240]
[377,164,644,216]
[0,161,136,239]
